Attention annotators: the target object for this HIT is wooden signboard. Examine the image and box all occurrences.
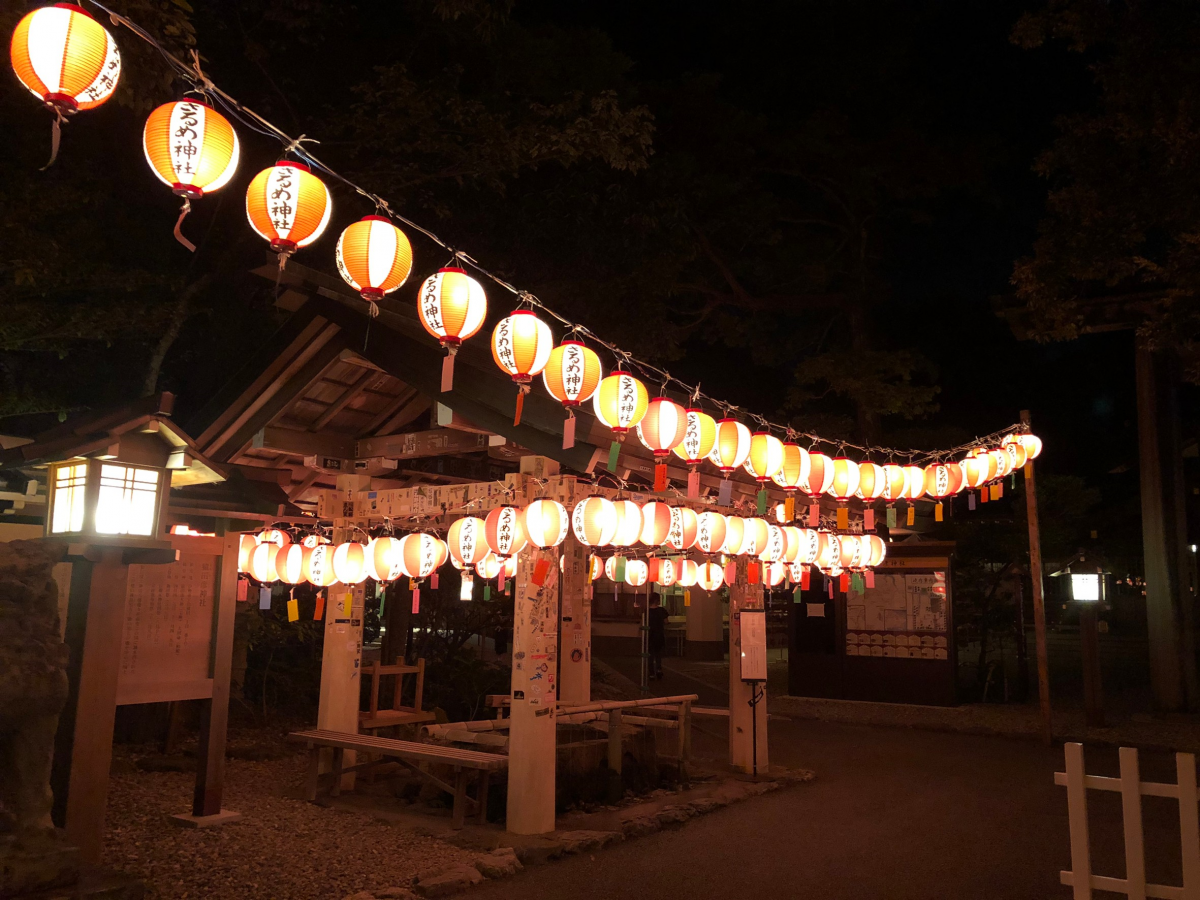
[788,541,957,706]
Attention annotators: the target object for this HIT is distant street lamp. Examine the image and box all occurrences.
[1051,551,1111,728]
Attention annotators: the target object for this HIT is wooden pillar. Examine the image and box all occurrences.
[190,534,240,818]
[1134,348,1199,711]
[506,548,559,835]
[729,557,768,773]
[1079,603,1105,728]
[1021,410,1054,745]
[685,586,725,660]
[557,532,591,705]
[317,583,365,791]
[62,549,129,863]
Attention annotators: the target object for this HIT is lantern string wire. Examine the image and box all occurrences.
[84,0,1027,464]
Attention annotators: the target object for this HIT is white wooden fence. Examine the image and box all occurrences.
[1057,742,1200,899]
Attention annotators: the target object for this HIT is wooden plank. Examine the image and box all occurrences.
[116,678,213,706]
[360,387,418,436]
[376,396,432,437]
[287,730,508,769]
[1120,747,1147,900]
[1179,753,1200,900]
[260,426,355,459]
[310,369,377,432]
[1064,742,1094,900]
[356,428,492,460]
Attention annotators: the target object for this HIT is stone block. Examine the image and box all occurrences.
[414,865,484,898]
[473,847,522,879]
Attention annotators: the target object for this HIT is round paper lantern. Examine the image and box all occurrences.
[332,542,368,585]
[447,517,488,567]
[603,555,624,582]
[856,462,886,501]
[258,529,291,548]
[721,516,746,555]
[901,465,927,501]
[989,448,1014,480]
[741,517,770,557]
[593,372,649,435]
[366,537,405,581]
[624,559,649,587]
[523,499,568,548]
[432,538,449,570]
[744,432,785,482]
[611,500,644,548]
[301,533,328,549]
[1000,439,1028,473]
[143,100,239,211]
[572,496,618,547]
[695,511,728,555]
[11,5,121,115]
[588,554,604,582]
[397,533,440,579]
[826,457,861,502]
[501,555,518,578]
[636,397,688,458]
[543,340,602,408]
[672,409,717,466]
[491,311,554,384]
[250,543,280,583]
[772,443,810,493]
[476,553,502,580]
[861,534,887,568]
[275,543,306,584]
[238,535,257,572]
[246,162,332,262]
[304,544,338,587]
[1004,432,1043,460]
[791,528,821,565]
[666,507,699,551]
[838,535,864,570]
[764,561,787,587]
[814,531,841,571]
[881,464,908,502]
[417,267,488,380]
[780,526,804,564]
[649,557,677,587]
[801,452,835,497]
[335,216,413,305]
[697,561,724,592]
[639,501,673,547]
[959,455,990,490]
[924,463,962,500]
[758,523,788,563]
[709,419,751,474]
[788,560,809,583]
[676,559,699,588]
[484,506,528,557]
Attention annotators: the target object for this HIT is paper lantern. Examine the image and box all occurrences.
[741,517,770,557]
[639,501,673,547]
[301,533,328,549]
[672,409,717,466]
[250,543,280,583]
[332,542,368,585]
[572,496,618,547]
[611,500,644,548]
[366,536,405,581]
[697,561,724,592]
[593,371,649,435]
[721,516,746,556]
[501,555,518,578]
[417,266,488,391]
[709,419,751,474]
[335,216,413,308]
[924,463,963,500]
[800,452,835,498]
[881,464,908,502]
[758,523,788,563]
[666,506,699,551]
[11,5,121,115]
[523,499,568,548]
[744,432,785,483]
[432,537,449,570]
[476,553,502,580]
[695,511,728,555]
[856,463,886,501]
[258,529,291,548]
[814,531,840,571]
[246,162,332,267]
[637,397,688,458]
[588,554,604,582]
[790,528,821,565]
[861,534,887,568]
[826,457,861,502]
[1000,439,1028,473]
[492,310,553,425]
[649,557,677,587]
[763,561,787,587]
[237,535,257,572]
[901,465,927,501]
[838,535,864,570]
[960,455,990,490]
[304,544,337,587]
[780,526,804,564]
[1004,432,1043,460]
[397,533,440,579]
[989,448,1014,480]
[772,443,810,493]
[143,100,239,248]
[484,506,528,557]
[543,340,603,408]
[447,517,488,567]
[624,559,649,587]
[603,555,624,582]
[676,559,699,588]
[275,543,306,584]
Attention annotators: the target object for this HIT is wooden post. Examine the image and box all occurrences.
[676,699,691,785]
[729,556,768,773]
[1079,603,1105,728]
[1063,742,1093,900]
[316,583,364,792]
[1118,747,1146,899]
[557,525,591,704]
[606,708,623,803]
[1021,409,1053,745]
[506,548,559,835]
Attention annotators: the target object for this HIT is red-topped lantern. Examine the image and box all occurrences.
[672,408,718,498]
[484,505,528,558]
[417,267,488,392]
[491,310,553,426]
[610,500,644,548]
[335,216,414,313]
[637,397,688,490]
[572,496,618,547]
[542,340,603,448]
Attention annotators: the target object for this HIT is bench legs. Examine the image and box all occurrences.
[330,747,345,797]
[305,746,320,802]
[477,771,491,825]
[452,767,468,830]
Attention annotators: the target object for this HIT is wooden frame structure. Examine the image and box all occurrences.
[360,658,433,731]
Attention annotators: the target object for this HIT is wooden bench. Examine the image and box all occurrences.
[288,729,507,828]
[360,658,435,732]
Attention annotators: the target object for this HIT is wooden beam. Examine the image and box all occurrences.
[377,396,432,436]
[259,426,354,459]
[360,387,418,436]
[287,471,321,503]
[356,428,500,460]
[1021,409,1053,745]
[310,370,376,432]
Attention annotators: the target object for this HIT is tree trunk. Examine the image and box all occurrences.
[1135,346,1199,711]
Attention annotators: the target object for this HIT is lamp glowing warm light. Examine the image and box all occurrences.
[901,465,927,501]
[695,511,728,555]
[275,543,306,584]
[856,462,886,501]
[11,5,121,114]
[522,499,569,548]
[676,559,699,588]
[624,559,649,587]
[417,267,488,391]
[744,432,785,482]
[572,496,618,547]
[593,371,649,436]
[397,533,440,579]
[741,517,770,557]
[649,557,677,587]
[1004,432,1043,460]
[304,544,338,588]
[772,443,810,494]
[637,397,688,458]
[335,216,414,306]
[366,537,405,581]
[709,419,751,474]
[721,517,747,556]
[484,506,528,557]
[639,501,673,547]
[757,524,788,563]
[763,561,787,587]
[801,451,835,498]
[246,162,332,264]
[881,464,908,502]
[666,506,699,551]
[672,409,717,467]
[447,517,488,567]
[476,553,502,580]
[611,500,644,548]
[697,561,724,591]
[332,542,368,584]
[250,543,280,583]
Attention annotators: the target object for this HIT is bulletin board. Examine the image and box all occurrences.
[788,542,957,706]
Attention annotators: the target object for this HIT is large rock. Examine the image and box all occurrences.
[472,847,522,879]
[413,865,485,898]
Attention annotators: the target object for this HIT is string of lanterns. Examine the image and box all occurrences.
[11,2,1040,482]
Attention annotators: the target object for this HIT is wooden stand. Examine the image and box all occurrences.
[728,557,768,774]
[1080,604,1105,728]
[359,658,433,731]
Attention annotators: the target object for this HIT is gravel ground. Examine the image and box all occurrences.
[104,742,476,900]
